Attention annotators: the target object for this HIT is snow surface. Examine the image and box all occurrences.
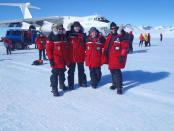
[0,38,174,131]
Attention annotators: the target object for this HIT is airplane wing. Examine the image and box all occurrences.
[0,16,64,27]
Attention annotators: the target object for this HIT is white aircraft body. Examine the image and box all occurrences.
[0,3,110,35]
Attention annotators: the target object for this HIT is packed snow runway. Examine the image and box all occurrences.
[0,38,174,131]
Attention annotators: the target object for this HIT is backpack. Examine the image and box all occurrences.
[32,60,43,65]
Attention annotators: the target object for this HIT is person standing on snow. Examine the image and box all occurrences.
[102,22,129,95]
[26,30,31,49]
[147,33,151,46]
[128,31,134,53]
[46,24,69,97]
[160,33,163,42]
[3,37,12,55]
[144,33,148,47]
[85,27,105,89]
[35,33,47,60]
[67,21,87,90]
[139,33,144,47]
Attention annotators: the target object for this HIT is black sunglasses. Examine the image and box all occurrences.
[111,28,117,30]
[58,28,63,30]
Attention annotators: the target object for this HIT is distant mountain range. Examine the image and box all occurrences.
[124,24,174,38]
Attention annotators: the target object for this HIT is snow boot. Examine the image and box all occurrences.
[92,86,97,89]
[60,84,68,91]
[80,83,87,88]
[92,85,97,89]
[51,87,59,97]
[69,86,74,91]
[110,85,117,90]
[117,88,123,95]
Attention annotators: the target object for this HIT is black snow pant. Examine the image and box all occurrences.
[35,43,37,49]
[160,38,163,42]
[50,68,66,90]
[39,49,46,60]
[145,41,148,47]
[129,42,133,53]
[6,47,11,55]
[139,41,143,47]
[89,67,102,87]
[148,42,151,46]
[110,69,123,89]
[68,62,87,87]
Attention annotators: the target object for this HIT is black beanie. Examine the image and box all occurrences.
[89,27,99,35]
[73,21,81,27]
[110,22,118,29]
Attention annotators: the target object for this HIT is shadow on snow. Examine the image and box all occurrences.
[99,70,170,94]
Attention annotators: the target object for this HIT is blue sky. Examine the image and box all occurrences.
[0,0,174,26]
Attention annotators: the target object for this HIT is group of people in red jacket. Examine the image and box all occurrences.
[45,21,130,97]
[139,33,151,47]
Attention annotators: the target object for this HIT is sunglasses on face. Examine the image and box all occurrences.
[111,28,117,30]
[58,28,63,31]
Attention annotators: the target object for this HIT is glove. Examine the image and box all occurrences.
[119,56,124,64]
[49,59,55,66]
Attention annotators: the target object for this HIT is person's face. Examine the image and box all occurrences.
[58,27,63,34]
[111,26,117,34]
[91,31,97,38]
[52,27,58,32]
[74,26,80,32]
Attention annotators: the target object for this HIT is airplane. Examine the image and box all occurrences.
[0,2,111,35]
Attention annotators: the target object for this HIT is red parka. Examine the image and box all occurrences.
[35,36,47,50]
[67,32,86,63]
[85,35,105,68]
[46,32,70,68]
[102,33,129,69]
[148,33,151,43]
[3,38,12,48]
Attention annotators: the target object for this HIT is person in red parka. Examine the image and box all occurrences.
[85,27,105,89]
[139,33,144,47]
[66,21,87,90]
[128,31,134,53]
[148,33,151,46]
[102,22,129,95]
[46,24,69,96]
[3,37,12,55]
[35,33,47,60]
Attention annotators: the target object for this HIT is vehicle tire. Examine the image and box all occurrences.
[15,42,22,49]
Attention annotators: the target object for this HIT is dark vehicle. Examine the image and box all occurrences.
[5,29,39,50]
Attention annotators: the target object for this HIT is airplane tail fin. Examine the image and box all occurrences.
[0,3,40,19]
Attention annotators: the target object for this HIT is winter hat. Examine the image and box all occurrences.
[73,21,81,27]
[56,23,63,29]
[52,23,63,29]
[110,22,118,29]
[89,27,98,35]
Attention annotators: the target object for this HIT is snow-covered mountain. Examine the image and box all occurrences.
[124,24,174,38]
